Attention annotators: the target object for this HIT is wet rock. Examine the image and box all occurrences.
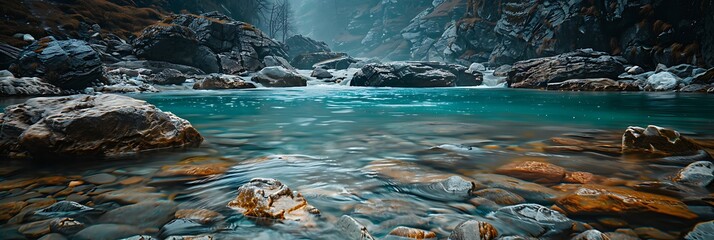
[94,186,166,204]
[291,52,348,70]
[337,215,375,240]
[149,69,187,85]
[494,161,566,184]
[18,218,54,238]
[350,62,482,87]
[546,79,640,91]
[33,201,103,219]
[175,209,224,224]
[0,72,63,96]
[0,201,28,222]
[493,65,512,77]
[674,161,714,187]
[622,125,703,156]
[119,176,144,185]
[84,173,117,185]
[572,229,610,240]
[109,61,205,75]
[633,227,676,240]
[0,176,69,191]
[227,178,319,222]
[314,57,359,70]
[472,189,525,205]
[449,220,499,240]
[471,174,560,204]
[468,63,487,73]
[192,75,256,90]
[685,220,714,240]
[555,185,697,220]
[692,68,714,85]
[11,37,104,90]
[120,236,157,240]
[311,68,333,79]
[263,56,294,70]
[507,49,626,89]
[49,217,84,235]
[411,175,475,201]
[491,204,575,238]
[386,226,437,240]
[159,219,210,239]
[38,233,67,240]
[285,35,331,60]
[73,224,143,240]
[133,24,218,73]
[99,201,178,228]
[645,72,679,91]
[0,94,203,159]
[252,67,308,87]
[563,172,596,184]
[626,66,645,75]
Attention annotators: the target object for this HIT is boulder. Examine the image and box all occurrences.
[449,220,499,240]
[263,56,294,70]
[674,161,714,187]
[0,43,21,70]
[311,68,333,79]
[133,24,219,73]
[252,67,308,87]
[1,72,63,96]
[622,125,702,155]
[314,57,358,70]
[11,37,105,90]
[291,52,348,69]
[494,161,566,184]
[193,75,256,90]
[285,35,331,59]
[149,69,187,85]
[99,201,178,229]
[386,226,437,240]
[692,68,714,85]
[572,230,610,240]
[507,49,626,89]
[491,204,575,238]
[227,178,319,222]
[73,224,143,240]
[645,72,679,91]
[0,94,203,159]
[350,62,483,87]
[555,185,697,220]
[546,79,640,91]
[336,215,375,240]
[109,61,205,75]
[471,174,560,204]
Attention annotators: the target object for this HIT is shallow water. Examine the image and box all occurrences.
[1,87,714,239]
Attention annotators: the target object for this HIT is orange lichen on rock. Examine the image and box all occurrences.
[494,160,566,184]
[227,178,319,222]
[388,226,437,240]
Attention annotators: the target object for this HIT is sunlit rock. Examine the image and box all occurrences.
[227,178,319,222]
[685,220,714,240]
[337,215,375,240]
[386,226,437,240]
[491,204,575,238]
[674,161,714,187]
[622,125,702,155]
[252,66,308,87]
[448,220,499,240]
[494,161,566,184]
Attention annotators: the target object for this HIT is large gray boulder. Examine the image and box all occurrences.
[193,75,256,90]
[507,49,626,88]
[0,71,63,96]
[350,62,482,87]
[11,37,105,90]
[0,94,203,159]
[252,67,308,87]
[285,35,331,60]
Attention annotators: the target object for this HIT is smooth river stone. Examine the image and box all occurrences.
[38,233,68,240]
[174,209,224,224]
[556,185,698,220]
[93,186,166,204]
[572,229,609,240]
[73,224,143,240]
[470,174,560,204]
[227,178,319,222]
[685,220,714,240]
[385,226,437,240]
[18,218,54,238]
[336,215,375,240]
[84,173,117,185]
[449,220,499,240]
[0,201,28,221]
[622,125,702,155]
[157,163,232,177]
[99,201,178,228]
[49,217,85,235]
[472,188,525,205]
[494,160,566,184]
[491,204,575,238]
[674,161,714,187]
[0,176,68,191]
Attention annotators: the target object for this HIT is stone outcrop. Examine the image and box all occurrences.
[291,52,349,70]
[0,94,203,159]
[350,62,482,87]
[507,49,626,89]
[193,75,256,90]
[0,71,62,96]
[546,79,640,92]
[285,35,331,60]
[10,37,105,90]
[252,67,308,87]
[227,178,319,222]
[133,12,288,74]
[622,125,703,156]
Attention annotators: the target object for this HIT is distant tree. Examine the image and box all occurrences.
[267,0,294,42]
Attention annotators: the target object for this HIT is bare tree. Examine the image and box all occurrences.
[266,0,293,42]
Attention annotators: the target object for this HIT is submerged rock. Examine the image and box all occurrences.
[674,161,714,187]
[337,215,376,240]
[555,185,697,220]
[494,161,566,184]
[227,178,319,222]
[507,49,625,89]
[0,94,203,159]
[386,226,437,240]
[175,209,224,224]
[33,201,103,219]
[11,37,105,90]
[252,67,308,87]
[350,62,482,87]
[449,220,499,240]
[491,204,575,238]
[622,125,702,156]
[73,224,143,240]
[99,201,178,228]
[471,174,560,204]
[193,75,256,90]
[49,217,85,235]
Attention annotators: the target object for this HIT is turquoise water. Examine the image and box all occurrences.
[2,87,714,239]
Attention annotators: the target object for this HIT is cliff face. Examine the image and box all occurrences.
[297,0,712,68]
